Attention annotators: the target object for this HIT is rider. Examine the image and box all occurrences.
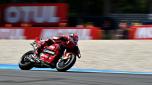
[36,33,81,58]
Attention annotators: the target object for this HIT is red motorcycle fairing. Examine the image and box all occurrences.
[40,44,60,64]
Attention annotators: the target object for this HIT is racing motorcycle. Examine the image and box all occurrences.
[19,37,81,72]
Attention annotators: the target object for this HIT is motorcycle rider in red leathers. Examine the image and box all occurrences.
[36,33,81,58]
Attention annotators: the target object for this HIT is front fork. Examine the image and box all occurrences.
[62,50,81,60]
[62,52,71,60]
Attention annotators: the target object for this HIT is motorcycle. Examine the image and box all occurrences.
[18,38,81,72]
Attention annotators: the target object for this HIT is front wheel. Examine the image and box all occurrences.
[19,50,34,70]
[56,54,76,72]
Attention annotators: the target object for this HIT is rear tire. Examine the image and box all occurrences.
[56,54,76,72]
[19,50,34,70]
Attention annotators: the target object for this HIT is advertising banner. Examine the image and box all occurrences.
[0,28,24,39]
[129,25,152,39]
[0,4,68,27]
[0,27,102,40]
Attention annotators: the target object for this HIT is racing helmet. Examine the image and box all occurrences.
[69,33,79,43]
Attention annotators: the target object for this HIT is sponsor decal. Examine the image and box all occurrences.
[43,49,55,55]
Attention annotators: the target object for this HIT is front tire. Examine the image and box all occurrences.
[19,50,34,70]
[56,54,76,72]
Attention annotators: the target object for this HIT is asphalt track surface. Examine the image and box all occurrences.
[0,64,152,85]
[0,69,152,85]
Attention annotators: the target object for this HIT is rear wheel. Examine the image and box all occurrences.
[56,54,76,72]
[19,51,34,70]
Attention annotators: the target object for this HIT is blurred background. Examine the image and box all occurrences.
[0,0,152,40]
